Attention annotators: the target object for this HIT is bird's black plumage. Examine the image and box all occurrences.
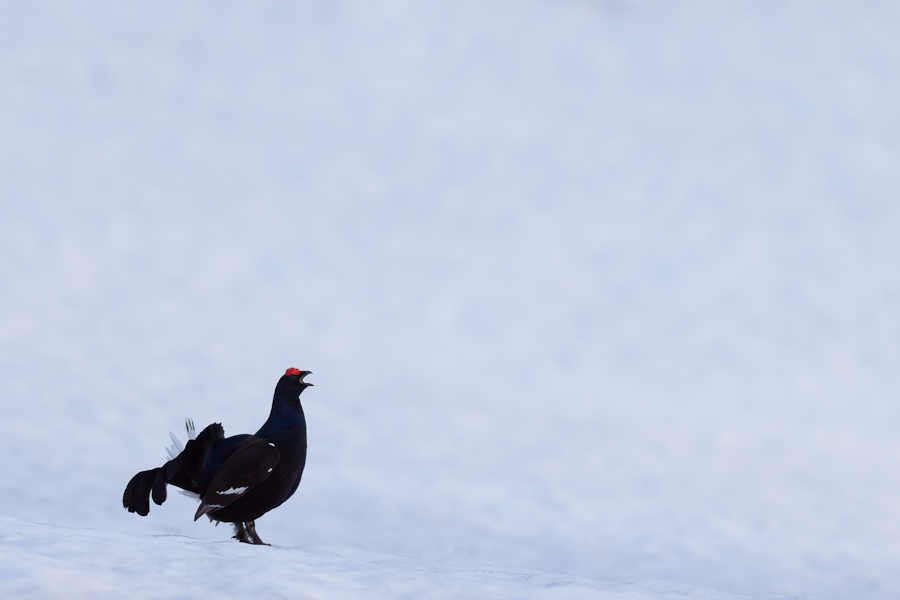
[123,369,313,544]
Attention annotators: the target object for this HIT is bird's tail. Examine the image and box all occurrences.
[122,466,168,516]
[122,422,223,517]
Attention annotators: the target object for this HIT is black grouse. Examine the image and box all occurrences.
[123,368,313,544]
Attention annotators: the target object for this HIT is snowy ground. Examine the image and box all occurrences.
[1,518,763,600]
[2,1,900,599]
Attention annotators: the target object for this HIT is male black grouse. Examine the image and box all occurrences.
[123,368,313,544]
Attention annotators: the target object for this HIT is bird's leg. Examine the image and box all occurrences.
[245,520,269,546]
[232,521,253,544]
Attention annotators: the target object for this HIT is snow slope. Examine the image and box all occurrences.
[2,1,900,599]
[0,518,765,600]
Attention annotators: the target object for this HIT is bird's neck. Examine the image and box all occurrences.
[257,397,307,442]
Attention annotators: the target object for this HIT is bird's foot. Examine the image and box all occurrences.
[245,520,269,545]
[232,521,252,543]
[233,521,269,545]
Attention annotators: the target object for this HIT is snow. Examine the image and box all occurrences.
[0,517,756,600]
[2,1,900,599]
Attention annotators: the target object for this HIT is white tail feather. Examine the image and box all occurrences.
[169,431,184,452]
[164,418,196,461]
[178,490,201,501]
[165,432,183,461]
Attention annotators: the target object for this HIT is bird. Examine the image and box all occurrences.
[123,368,313,545]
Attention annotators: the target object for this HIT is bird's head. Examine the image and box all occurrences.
[276,368,314,402]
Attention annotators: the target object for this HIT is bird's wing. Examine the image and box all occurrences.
[193,438,281,521]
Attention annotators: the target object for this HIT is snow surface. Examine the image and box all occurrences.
[2,1,900,599]
[1,517,762,600]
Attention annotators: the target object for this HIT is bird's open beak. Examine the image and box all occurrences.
[299,371,313,386]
